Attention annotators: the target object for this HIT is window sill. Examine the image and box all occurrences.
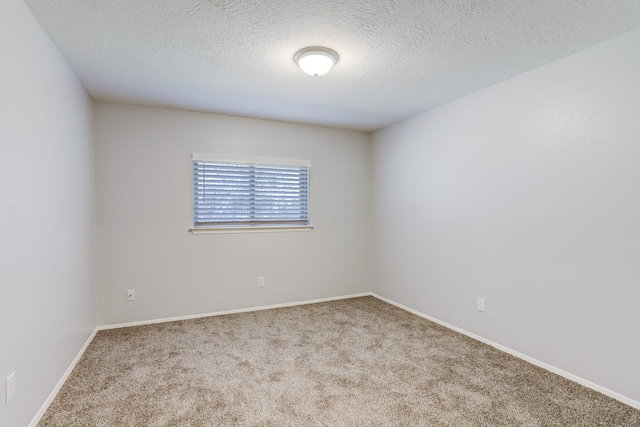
[189,225,314,235]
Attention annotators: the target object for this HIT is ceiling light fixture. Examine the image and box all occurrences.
[294,47,339,77]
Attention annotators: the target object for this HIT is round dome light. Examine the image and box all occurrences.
[294,47,339,77]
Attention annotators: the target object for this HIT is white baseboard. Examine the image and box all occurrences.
[29,293,370,425]
[98,292,373,330]
[30,291,639,427]
[29,328,99,427]
[371,293,640,411]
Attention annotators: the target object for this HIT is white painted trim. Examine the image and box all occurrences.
[31,291,637,427]
[28,328,99,427]
[191,153,311,168]
[98,293,372,330]
[370,293,640,411]
[189,225,313,235]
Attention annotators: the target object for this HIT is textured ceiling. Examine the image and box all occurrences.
[23,0,640,131]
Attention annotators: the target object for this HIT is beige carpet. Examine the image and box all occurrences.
[39,297,639,426]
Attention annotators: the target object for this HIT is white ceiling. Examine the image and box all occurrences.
[24,0,640,131]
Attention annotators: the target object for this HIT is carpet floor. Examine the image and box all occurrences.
[38,296,640,426]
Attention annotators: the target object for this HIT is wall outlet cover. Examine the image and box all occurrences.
[6,372,15,405]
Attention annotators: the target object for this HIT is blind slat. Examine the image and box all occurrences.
[193,160,310,228]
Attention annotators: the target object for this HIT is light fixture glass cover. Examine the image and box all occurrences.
[294,47,339,76]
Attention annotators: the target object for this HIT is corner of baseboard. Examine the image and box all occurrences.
[28,327,99,427]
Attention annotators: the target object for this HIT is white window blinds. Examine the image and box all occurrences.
[193,156,310,228]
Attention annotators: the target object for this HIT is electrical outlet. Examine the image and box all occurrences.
[127,289,135,301]
[258,277,265,288]
[477,297,486,312]
[6,372,15,405]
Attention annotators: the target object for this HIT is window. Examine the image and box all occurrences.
[191,154,311,233]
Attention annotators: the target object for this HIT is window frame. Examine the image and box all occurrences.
[189,154,313,234]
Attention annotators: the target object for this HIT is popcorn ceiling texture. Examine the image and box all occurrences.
[37,297,640,426]
[23,0,640,130]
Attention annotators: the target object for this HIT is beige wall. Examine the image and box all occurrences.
[94,102,372,325]
[372,28,640,403]
[0,1,96,426]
